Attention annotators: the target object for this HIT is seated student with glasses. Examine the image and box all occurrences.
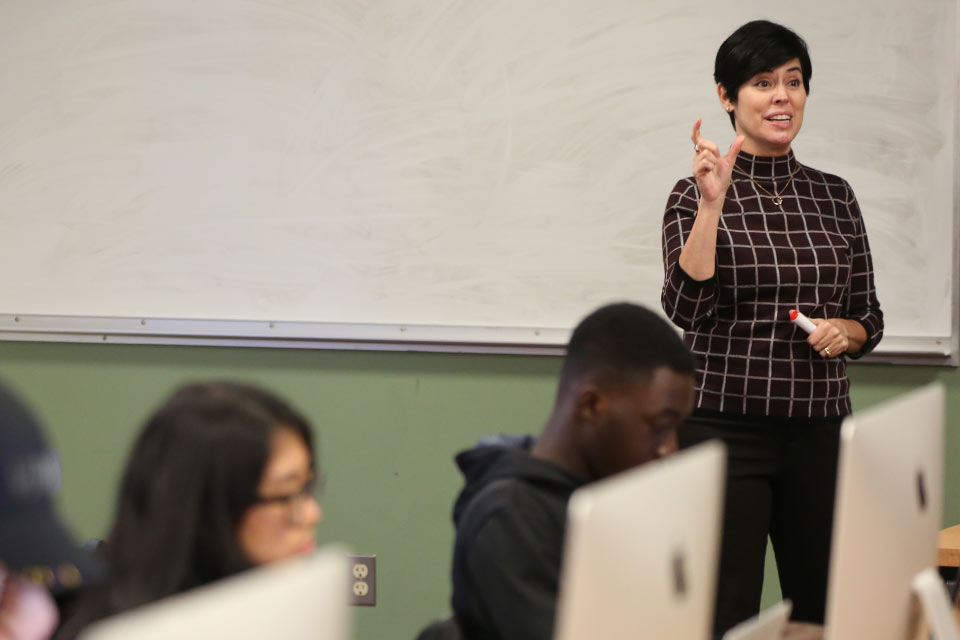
[55,382,323,639]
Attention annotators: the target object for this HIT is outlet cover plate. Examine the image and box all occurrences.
[348,554,376,606]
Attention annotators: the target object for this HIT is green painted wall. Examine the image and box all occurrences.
[0,340,957,638]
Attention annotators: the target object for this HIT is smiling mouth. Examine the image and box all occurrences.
[767,115,792,123]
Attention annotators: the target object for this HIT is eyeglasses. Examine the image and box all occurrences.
[252,471,325,523]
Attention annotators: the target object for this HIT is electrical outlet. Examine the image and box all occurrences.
[348,554,376,606]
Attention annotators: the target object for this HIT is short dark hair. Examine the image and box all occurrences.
[714,20,812,129]
[58,381,314,638]
[558,302,696,394]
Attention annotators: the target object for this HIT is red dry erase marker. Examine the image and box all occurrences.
[790,310,817,334]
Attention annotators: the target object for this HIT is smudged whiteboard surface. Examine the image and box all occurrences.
[0,1,956,357]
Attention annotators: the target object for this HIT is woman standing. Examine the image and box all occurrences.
[660,20,883,635]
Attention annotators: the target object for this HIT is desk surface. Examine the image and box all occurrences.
[939,524,960,567]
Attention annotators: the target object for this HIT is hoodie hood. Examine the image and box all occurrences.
[452,434,584,525]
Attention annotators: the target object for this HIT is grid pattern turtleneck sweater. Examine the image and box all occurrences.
[661,150,883,419]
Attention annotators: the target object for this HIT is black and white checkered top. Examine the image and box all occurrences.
[661,150,883,419]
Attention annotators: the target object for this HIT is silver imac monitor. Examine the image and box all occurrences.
[80,546,351,640]
[721,600,792,640]
[824,382,954,640]
[553,440,725,640]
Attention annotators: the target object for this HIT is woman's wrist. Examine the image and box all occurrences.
[837,319,867,354]
[697,197,723,216]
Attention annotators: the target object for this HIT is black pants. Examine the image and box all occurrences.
[679,411,843,637]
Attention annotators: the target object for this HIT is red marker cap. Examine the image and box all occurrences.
[789,310,799,321]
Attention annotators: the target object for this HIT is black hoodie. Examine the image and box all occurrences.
[450,436,586,640]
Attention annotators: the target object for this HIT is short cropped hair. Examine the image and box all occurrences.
[714,20,812,129]
[558,302,696,394]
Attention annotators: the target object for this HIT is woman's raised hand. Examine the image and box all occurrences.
[691,118,744,205]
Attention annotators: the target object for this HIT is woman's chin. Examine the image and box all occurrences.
[765,130,799,151]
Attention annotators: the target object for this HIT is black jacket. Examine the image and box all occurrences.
[450,436,586,640]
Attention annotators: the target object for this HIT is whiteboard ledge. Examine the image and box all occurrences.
[0,314,954,364]
[0,314,569,355]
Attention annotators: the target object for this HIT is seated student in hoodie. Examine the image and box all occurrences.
[449,302,697,640]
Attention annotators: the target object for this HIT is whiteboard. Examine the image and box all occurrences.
[0,1,956,361]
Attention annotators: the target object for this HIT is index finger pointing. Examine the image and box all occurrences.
[691,118,702,146]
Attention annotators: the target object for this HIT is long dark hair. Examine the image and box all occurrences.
[56,381,314,639]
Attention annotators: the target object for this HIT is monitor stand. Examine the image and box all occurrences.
[913,567,960,640]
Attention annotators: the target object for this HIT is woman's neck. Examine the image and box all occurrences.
[733,148,799,181]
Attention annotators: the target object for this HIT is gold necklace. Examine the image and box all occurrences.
[734,169,796,209]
